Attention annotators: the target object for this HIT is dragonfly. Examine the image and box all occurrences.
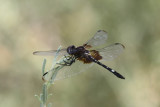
[33,30,125,79]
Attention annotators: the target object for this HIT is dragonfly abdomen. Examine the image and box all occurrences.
[89,56,125,79]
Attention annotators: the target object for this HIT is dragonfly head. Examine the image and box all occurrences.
[67,45,77,55]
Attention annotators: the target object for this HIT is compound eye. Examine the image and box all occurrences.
[71,45,75,49]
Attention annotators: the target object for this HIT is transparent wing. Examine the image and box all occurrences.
[84,30,108,48]
[43,59,94,81]
[97,43,125,61]
[54,60,94,81]
[33,49,67,56]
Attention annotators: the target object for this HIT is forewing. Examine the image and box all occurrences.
[84,30,108,49]
[97,43,125,61]
[33,49,67,56]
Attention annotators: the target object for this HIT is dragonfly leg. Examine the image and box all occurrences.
[57,55,75,66]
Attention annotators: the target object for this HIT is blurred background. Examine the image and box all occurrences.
[0,0,160,107]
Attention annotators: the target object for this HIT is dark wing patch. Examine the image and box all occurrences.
[77,57,93,64]
[77,50,102,64]
[83,44,92,49]
[90,50,102,60]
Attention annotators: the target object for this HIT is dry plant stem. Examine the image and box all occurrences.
[35,46,66,107]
